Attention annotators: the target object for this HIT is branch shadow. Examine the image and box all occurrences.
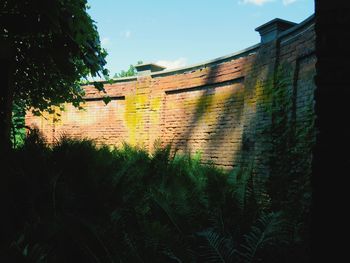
[163,61,258,170]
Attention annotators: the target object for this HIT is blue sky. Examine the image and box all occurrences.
[87,0,314,77]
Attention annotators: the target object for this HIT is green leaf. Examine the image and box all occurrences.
[102,96,111,105]
[93,81,104,92]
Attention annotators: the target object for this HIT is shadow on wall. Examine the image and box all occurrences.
[163,56,268,171]
[164,40,313,175]
[24,16,316,178]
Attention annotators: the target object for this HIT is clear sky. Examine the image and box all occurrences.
[87,0,314,77]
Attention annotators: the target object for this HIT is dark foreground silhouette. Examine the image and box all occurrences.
[0,131,310,262]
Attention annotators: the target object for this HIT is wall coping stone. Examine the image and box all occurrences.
[278,14,315,43]
[150,43,261,78]
[255,18,297,43]
[83,14,314,85]
[135,63,166,75]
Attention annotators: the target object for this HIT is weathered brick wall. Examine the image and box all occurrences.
[244,16,316,179]
[26,16,316,170]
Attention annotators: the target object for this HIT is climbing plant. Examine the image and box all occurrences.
[263,64,315,258]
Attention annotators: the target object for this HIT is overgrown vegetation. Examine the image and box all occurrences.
[11,101,26,148]
[260,64,314,261]
[0,125,312,262]
[1,64,314,262]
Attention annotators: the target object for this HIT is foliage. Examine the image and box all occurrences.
[11,101,26,148]
[113,61,143,78]
[238,212,287,263]
[1,0,108,115]
[0,132,310,263]
[197,228,236,262]
[261,65,315,261]
[0,62,314,262]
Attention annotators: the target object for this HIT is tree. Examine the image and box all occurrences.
[113,61,143,78]
[0,0,108,151]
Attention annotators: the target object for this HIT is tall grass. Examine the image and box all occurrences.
[0,130,310,262]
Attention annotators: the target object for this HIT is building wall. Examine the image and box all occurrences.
[26,16,316,170]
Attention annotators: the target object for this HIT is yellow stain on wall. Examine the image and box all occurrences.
[246,81,263,108]
[181,88,241,125]
[125,93,149,146]
[125,94,137,145]
[149,96,162,149]
[136,94,148,109]
[136,94,149,145]
[150,96,161,122]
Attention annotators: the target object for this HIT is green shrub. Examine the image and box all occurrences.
[0,131,310,262]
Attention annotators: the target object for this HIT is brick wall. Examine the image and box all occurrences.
[25,15,316,171]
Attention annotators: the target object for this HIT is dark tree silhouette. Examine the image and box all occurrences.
[0,0,108,151]
[314,0,350,260]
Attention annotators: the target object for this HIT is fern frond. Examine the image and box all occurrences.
[151,194,184,236]
[197,228,236,263]
[123,232,145,263]
[238,211,286,263]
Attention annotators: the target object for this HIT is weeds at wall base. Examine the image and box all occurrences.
[0,126,312,262]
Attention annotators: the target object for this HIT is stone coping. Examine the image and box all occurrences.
[83,14,315,85]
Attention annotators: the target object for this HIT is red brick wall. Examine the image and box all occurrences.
[26,16,316,170]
